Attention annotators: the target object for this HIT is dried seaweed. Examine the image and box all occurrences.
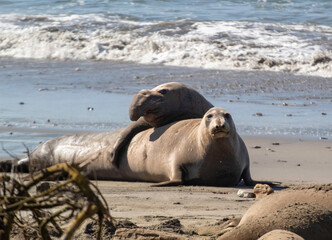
[0,163,114,240]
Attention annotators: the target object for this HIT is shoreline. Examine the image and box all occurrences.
[1,125,331,140]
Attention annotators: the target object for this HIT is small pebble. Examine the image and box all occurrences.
[253,113,263,117]
[173,202,181,205]
[253,146,261,149]
[297,164,301,166]
[272,142,280,145]
[266,148,275,152]
[237,189,255,198]
[277,160,287,163]
[243,192,256,198]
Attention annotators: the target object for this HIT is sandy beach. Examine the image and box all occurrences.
[0,59,331,239]
[3,135,331,239]
[1,1,332,238]
[65,136,331,239]
[2,132,332,239]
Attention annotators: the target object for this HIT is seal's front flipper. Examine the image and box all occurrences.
[109,118,151,167]
[242,166,282,187]
[150,180,183,187]
[242,166,255,186]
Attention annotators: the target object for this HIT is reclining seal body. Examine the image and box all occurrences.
[109,82,213,166]
[217,184,332,240]
[21,107,254,186]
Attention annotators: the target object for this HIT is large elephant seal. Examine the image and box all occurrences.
[20,107,254,186]
[217,184,332,240]
[109,82,213,167]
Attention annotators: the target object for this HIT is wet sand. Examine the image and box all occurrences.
[1,58,331,157]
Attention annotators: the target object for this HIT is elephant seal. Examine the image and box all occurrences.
[109,82,213,167]
[217,184,332,240]
[19,107,254,186]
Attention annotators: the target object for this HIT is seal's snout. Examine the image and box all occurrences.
[209,115,230,138]
[214,123,225,130]
[129,89,165,121]
[212,122,227,134]
[129,90,150,121]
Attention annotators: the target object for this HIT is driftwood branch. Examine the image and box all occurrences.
[0,163,114,240]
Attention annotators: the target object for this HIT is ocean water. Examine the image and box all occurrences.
[0,0,332,77]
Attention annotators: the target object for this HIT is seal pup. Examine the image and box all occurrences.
[109,82,213,167]
[20,107,254,186]
[217,184,332,240]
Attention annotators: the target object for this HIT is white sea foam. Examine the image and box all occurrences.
[0,14,331,77]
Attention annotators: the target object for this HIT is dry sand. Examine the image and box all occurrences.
[1,130,331,239]
[64,136,332,239]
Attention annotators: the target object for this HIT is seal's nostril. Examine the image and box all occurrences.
[216,124,225,130]
[140,89,149,95]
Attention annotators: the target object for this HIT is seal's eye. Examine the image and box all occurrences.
[206,114,213,119]
[224,113,231,119]
[158,89,168,95]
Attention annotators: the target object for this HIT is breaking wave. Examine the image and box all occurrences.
[0,13,331,77]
